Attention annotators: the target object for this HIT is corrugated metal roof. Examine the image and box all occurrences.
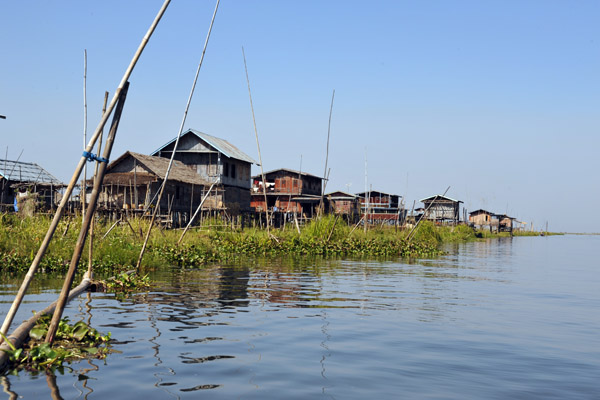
[152,129,257,165]
[419,194,462,203]
[253,168,323,180]
[0,159,62,185]
[107,152,211,186]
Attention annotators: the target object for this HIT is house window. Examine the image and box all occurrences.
[176,185,180,200]
[224,162,229,177]
[231,164,236,179]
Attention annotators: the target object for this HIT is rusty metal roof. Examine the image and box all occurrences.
[152,129,257,165]
[0,159,62,185]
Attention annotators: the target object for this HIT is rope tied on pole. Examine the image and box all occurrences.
[82,151,109,164]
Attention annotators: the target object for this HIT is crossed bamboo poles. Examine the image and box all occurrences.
[1,0,172,344]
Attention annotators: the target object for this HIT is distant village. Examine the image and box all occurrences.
[0,129,528,233]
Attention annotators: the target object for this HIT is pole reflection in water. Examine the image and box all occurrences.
[80,293,98,400]
[46,372,63,400]
[0,376,18,400]
[149,300,180,400]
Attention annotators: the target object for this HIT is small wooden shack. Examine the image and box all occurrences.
[468,209,496,228]
[469,209,515,233]
[420,194,462,224]
[0,158,64,212]
[496,214,515,233]
[95,151,218,225]
[152,129,256,212]
[324,191,360,218]
[251,168,323,219]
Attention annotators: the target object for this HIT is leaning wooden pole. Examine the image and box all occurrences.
[46,83,129,344]
[135,0,220,271]
[0,0,170,339]
[177,179,219,245]
[242,47,269,233]
[0,277,92,373]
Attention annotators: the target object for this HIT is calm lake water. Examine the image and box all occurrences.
[1,235,599,399]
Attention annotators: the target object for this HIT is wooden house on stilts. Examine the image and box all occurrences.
[94,151,218,226]
[420,194,463,225]
[251,168,324,223]
[151,129,257,214]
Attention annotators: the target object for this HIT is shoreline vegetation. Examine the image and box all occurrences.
[0,213,557,275]
[0,213,562,373]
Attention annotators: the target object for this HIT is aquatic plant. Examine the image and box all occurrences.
[105,271,151,291]
[0,315,111,373]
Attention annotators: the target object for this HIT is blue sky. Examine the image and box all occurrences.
[1,1,598,232]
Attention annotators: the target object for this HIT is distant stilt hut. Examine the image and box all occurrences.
[0,158,64,213]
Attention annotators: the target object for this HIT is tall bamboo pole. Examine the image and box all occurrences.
[82,49,88,221]
[319,89,335,215]
[0,0,171,339]
[88,91,109,276]
[46,83,129,343]
[135,0,220,271]
[242,47,269,233]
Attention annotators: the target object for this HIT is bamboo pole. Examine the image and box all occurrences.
[46,83,129,343]
[326,214,339,243]
[88,91,109,276]
[0,277,92,373]
[0,0,171,339]
[242,46,270,234]
[102,217,122,239]
[82,49,88,221]
[135,0,220,271]
[178,179,219,245]
[319,89,335,215]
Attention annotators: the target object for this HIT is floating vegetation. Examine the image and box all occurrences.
[105,271,151,292]
[162,231,442,268]
[0,315,112,374]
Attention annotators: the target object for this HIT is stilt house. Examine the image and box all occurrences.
[468,209,497,230]
[0,158,63,211]
[356,190,404,224]
[469,209,515,233]
[251,168,323,219]
[96,151,216,225]
[420,194,462,224]
[152,129,257,212]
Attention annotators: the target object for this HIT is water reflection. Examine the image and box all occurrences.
[4,237,597,399]
[0,376,18,400]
